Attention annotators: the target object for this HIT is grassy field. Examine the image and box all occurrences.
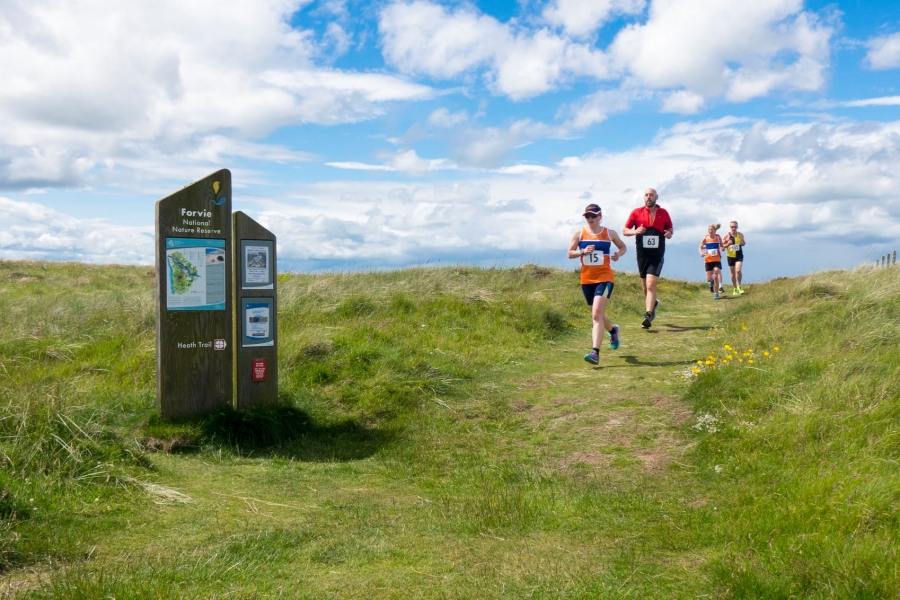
[1,258,899,598]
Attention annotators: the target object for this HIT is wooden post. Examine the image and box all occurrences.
[893,250,897,266]
[233,212,278,409]
[155,170,233,418]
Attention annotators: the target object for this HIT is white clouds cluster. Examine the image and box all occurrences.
[5,117,900,279]
[0,197,152,263]
[378,0,610,100]
[252,117,900,278]
[379,0,835,117]
[610,0,834,102]
[0,0,432,190]
[865,32,900,70]
[543,0,646,38]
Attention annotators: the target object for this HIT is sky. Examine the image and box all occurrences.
[1,0,900,282]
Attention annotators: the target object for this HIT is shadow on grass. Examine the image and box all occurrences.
[660,324,710,332]
[617,355,694,368]
[146,405,392,462]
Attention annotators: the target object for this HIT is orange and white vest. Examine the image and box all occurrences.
[579,227,614,284]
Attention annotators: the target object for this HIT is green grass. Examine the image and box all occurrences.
[1,258,900,598]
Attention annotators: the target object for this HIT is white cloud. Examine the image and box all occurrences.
[610,0,834,101]
[563,87,640,128]
[378,0,610,100]
[428,108,469,128]
[326,150,455,175]
[0,197,152,263]
[865,32,900,70]
[840,96,900,108]
[661,91,705,114]
[0,0,433,190]
[543,0,646,38]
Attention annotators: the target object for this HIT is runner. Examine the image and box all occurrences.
[699,223,724,300]
[622,188,674,329]
[722,220,746,295]
[568,203,627,365]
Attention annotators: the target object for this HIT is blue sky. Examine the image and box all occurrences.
[1,0,900,281]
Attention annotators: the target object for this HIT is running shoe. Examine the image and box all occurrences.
[738,287,745,294]
[718,286,725,293]
[609,325,620,350]
[641,312,652,329]
[650,299,660,321]
[584,349,599,365]
[714,293,720,300]
[732,288,739,296]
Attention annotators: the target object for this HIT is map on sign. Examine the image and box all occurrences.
[165,238,226,310]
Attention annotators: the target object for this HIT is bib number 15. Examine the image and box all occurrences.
[583,251,606,265]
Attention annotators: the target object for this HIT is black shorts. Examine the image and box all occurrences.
[727,251,744,266]
[582,281,614,305]
[637,253,664,278]
[704,261,722,272]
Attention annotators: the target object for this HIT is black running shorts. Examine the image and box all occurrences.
[704,261,722,272]
[637,253,664,278]
[727,250,744,266]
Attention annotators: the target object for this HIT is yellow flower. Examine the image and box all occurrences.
[697,360,704,365]
[692,367,701,374]
[724,344,732,350]
[741,325,747,330]
[764,351,770,357]
[737,358,743,363]
[774,346,780,352]
[748,359,754,364]
[748,349,754,353]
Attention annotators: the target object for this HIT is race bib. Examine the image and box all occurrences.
[580,239,611,264]
[705,242,719,257]
[583,251,606,265]
[642,236,659,249]
[730,244,740,253]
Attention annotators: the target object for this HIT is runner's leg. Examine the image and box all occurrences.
[735,261,743,287]
[645,274,659,313]
[592,296,610,349]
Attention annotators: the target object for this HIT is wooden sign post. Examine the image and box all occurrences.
[233,211,278,409]
[155,170,233,418]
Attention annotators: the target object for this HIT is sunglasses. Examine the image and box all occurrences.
[584,213,601,219]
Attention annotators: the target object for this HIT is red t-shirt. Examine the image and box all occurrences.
[624,206,673,232]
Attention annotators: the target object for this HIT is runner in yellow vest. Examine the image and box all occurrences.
[568,204,627,365]
[722,221,746,294]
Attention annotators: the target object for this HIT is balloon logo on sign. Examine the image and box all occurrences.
[212,181,226,205]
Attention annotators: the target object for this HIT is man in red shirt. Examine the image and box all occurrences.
[623,188,674,329]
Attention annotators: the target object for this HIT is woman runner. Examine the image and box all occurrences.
[722,221,746,294]
[699,223,725,300]
[568,203,627,365]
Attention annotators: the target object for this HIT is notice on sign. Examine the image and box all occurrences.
[244,302,274,346]
[252,359,267,381]
[165,238,227,311]
[244,245,270,285]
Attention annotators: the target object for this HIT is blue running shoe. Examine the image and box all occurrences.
[609,325,620,350]
[584,349,599,365]
[714,293,720,300]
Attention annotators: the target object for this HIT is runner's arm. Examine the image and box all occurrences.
[609,230,627,261]
[568,230,591,259]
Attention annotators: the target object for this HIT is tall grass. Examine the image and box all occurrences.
[685,266,900,597]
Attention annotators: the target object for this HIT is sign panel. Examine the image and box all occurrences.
[165,238,227,310]
[233,211,278,410]
[155,170,233,418]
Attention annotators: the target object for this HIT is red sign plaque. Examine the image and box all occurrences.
[252,359,266,382]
